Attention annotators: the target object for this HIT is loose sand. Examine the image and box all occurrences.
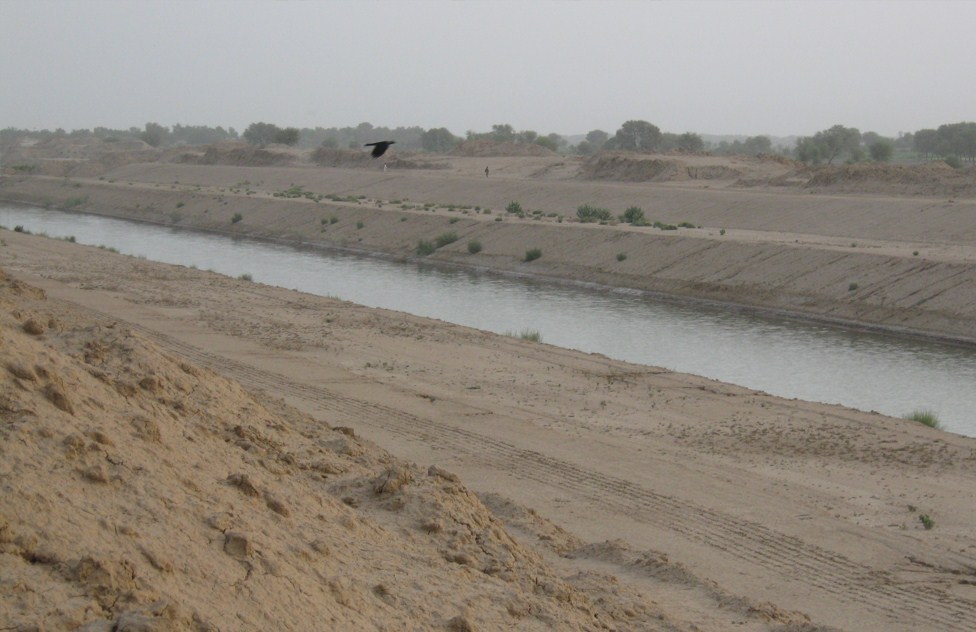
[2,146,976,631]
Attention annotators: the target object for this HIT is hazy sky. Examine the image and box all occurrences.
[3,0,974,138]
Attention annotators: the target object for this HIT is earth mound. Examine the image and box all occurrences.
[450,140,556,157]
[0,267,665,631]
[801,161,976,196]
[579,152,743,182]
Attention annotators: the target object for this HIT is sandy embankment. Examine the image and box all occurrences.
[2,159,976,344]
[2,219,976,631]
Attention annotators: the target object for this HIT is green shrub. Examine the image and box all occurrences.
[506,201,525,217]
[356,221,364,229]
[416,240,436,256]
[467,240,482,254]
[330,216,339,224]
[176,201,185,208]
[919,514,935,530]
[231,213,243,223]
[524,248,542,262]
[434,232,458,248]
[238,273,253,281]
[577,204,612,223]
[620,206,647,225]
[616,252,627,262]
[904,409,941,429]
[506,329,542,342]
[652,221,677,231]
[848,282,859,291]
[944,155,962,169]
[678,221,696,229]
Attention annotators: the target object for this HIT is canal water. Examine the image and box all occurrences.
[3,204,974,437]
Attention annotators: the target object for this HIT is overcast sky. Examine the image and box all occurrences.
[3,0,974,139]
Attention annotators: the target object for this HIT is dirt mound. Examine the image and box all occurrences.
[579,152,743,182]
[185,141,299,167]
[802,161,976,196]
[310,147,448,170]
[0,268,665,631]
[450,140,556,157]
[1,136,160,178]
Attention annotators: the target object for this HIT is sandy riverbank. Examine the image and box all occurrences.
[2,222,976,631]
[2,154,976,344]
[2,149,976,630]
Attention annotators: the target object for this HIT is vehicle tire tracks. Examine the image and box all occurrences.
[89,307,976,631]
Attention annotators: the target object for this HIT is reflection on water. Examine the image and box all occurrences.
[3,204,974,437]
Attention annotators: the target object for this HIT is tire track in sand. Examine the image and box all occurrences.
[99,312,976,632]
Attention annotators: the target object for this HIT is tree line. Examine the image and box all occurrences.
[3,119,974,166]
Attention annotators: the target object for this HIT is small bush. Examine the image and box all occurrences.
[904,409,941,429]
[616,252,627,262]
[620,206,646,225]
[577,204,613,223]
[238,273,253,281]
[506,329,542,342]
[433,232,458,248]
[356,221,364,229]
[467,240,482,254]
[416,240,436,256]
[720,228,726,235]
[449,217,460,224]
[231,213,243,224]
[524,248,542,262]
[652,221,677,231]
[848,282,859,291]
[919,514,935,530]
[330,216,339,224]
[944,155,962,169]
[176,201,185,208]
[678,221,696,229]
[506,201,525,217]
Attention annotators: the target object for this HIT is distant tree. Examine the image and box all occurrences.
[517,129,538,144]
[319,137,339,148]
[743,135,772,154]
[535,135,558,151]
[585,129,609,151]
[677,132,704,152]
[274,127,300,146]
[606,120,661,152]
[490,123,516,143]
[243,122,282,146]
[140,122,168,147]
[575,141,594,155]
[421,127,458,152]
[913,129,939,160]
[869,140,894,162]
[795,124,861,164]
[794,137,825,164]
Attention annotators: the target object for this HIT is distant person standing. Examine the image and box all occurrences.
[485,166,490,178]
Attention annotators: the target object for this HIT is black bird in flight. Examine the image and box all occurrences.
[365,140,395,158]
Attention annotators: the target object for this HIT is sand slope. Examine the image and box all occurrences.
[2,230,975,631]
[2,152,975,343]
[1,265,681,631]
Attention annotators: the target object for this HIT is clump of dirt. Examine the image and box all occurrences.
[450,140,556,157]
[184,141,299,167]
[801,161,976,196]
[579,152,742,182]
